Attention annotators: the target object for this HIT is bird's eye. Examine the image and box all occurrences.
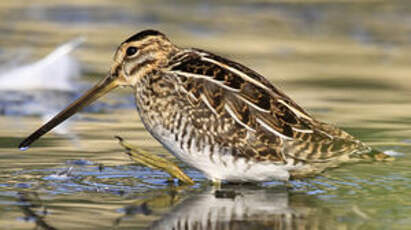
[126,47,138,56]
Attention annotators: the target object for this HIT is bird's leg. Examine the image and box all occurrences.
[115,136,194,185]
[211,179,222,189]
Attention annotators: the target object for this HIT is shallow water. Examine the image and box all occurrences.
[0,1,410,229]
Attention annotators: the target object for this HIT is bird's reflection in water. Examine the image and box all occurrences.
[113,183,185,229]
[146,185,328,230]
[17,192,57,230]
[16,184,339,229]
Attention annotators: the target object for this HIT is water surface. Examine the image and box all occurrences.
[0,1,410,229]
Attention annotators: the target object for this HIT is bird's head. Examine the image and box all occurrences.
[111,30,176,87]
[19,29,175,149]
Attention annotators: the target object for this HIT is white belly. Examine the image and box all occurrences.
[149,125,302,182]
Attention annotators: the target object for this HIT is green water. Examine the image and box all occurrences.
[0,1,410,229]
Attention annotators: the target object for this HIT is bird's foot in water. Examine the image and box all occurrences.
[115,136,194,185]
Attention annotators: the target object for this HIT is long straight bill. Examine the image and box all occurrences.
[18,74,119,150]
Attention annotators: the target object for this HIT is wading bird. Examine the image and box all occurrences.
[19,30,390,184]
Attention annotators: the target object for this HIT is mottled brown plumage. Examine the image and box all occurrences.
[19,30,390,182]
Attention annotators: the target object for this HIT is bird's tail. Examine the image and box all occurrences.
[357,148,395,161]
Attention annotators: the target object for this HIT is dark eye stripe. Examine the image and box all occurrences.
[129,59,156,76]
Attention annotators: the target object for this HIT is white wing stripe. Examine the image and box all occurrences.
[278,99,312,121]
[292,127,314,133]
[256,118,293,140]
[201,56,271,92]
[224,104,256,132]
[236,94,271,113]
[168,70,241,92]
[201,94,219,116]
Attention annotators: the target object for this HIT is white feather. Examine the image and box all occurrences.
[0,37,85,91]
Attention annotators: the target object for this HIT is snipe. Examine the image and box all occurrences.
[19,30,391,184]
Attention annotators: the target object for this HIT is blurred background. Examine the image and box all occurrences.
[0,0,410,229]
